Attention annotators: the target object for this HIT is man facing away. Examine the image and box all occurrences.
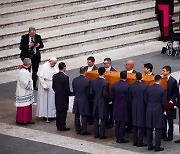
[52,62,73,131]
[112,71,129,144]
[36,57,58,121]
[129,72,147,147]
[162,65,178,141]
[72,66,91,135]
[145,75,166,152]
[90,67,109,139]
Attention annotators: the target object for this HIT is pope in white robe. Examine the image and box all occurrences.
[36,57,58,118]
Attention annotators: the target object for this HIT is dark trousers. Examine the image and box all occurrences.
[31,55,39,88]
[133,126,144,144]
[115,121,126,141]
[94,118,106,138]
[87,101,94,124]
[75,114,87,134]
[162,116,174,139]
[147,128,162,150]
[106,104,114,126]
[56,111,67,130]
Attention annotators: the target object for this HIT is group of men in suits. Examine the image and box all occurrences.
[52,56,179,152]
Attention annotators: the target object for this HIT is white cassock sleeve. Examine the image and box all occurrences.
[19,70,32,90]
[39,77,48,89]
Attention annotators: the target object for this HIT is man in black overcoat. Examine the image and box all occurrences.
[145,75,166,152]
[52,62,73,131]
[112,71,129,143]
[90,67,109,139]
[129,72,147,147]
[72,66,90,135]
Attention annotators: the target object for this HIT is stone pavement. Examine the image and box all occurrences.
[0,51,179,154]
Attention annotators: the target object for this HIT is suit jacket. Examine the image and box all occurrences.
[167,76,178,119]
[72,75,90,116]
[155,0,174,15]
[129,81,147,127]
[112,80,129,122]
[110,66,116,71]
[52,72,73,112]
[90,77,109,119]
[145,84,166,129]
[20,34,44,62]
[85,65,98,71]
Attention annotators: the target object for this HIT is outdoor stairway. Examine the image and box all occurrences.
[0,0,179,72]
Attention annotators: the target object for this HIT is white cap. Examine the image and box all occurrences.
[50,57,57,61]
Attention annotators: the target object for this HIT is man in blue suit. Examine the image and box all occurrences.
[175,79,180,143]
[145,75,166,152]
[129,72,147,147]
[103,57,116,129]
[112,71,129,143]
[72,66,90,135]
[85,56,98,125]
[162,65,178,141]
[52,62,73,131]
[90,67,109,139]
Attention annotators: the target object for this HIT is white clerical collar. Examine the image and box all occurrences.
[106,66,111,71]
[87,65,94,72]
[146,72,153,75]
[99,76,105,79]
[127,70,133,73]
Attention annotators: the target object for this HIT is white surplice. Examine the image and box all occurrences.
[36,61,58,118]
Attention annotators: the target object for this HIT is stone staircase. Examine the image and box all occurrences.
[0,0,179,73]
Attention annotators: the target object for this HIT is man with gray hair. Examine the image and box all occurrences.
[15,58,35,124]
[20,27,44,90]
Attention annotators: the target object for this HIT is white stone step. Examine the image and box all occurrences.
[0,0,102,17]
[0,0,155,27]
[1,10,179,51]
[0,31,161,72]
[0,2,156,39]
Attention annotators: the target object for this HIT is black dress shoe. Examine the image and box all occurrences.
[148,146,155,151]
[28,121,35,124]
[16,121,26,125]
[59,128,70,131]
[81,132,91,135]
[137,143,147,147]
[164,138,172,141]
[133,143,138,146]
[175,139,180,143]
[34,87,38,91]
[155,147,164,152]
[100,136,107,139]
[76,131,81,135]
[94,135,99,138]
[116,139,129,143]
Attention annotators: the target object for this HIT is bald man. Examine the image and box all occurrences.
[124,60,136,73]
[123,60,136,133]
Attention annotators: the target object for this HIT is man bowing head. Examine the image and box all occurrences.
[36,57,58,121]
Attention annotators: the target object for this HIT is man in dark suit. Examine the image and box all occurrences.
[112,71,129,143]
[90,67,109,139]
[103,57,116,129]
[143,63,154,75]
[145,75,166,152]
[72,66,90,135]
[85,56,98,125]
[162,65,178,141]
[129,72,147,147]
[123,60,136,133]
[175,79,180,143]
[52,62,73,131]
[20,27,44,90]
[85,56,98,72]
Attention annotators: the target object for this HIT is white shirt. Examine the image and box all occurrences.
[146,72,153,75]
[105,66,111,71]
[87,66,94,72]
[127,70,133,73]
[29,36,36,54]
